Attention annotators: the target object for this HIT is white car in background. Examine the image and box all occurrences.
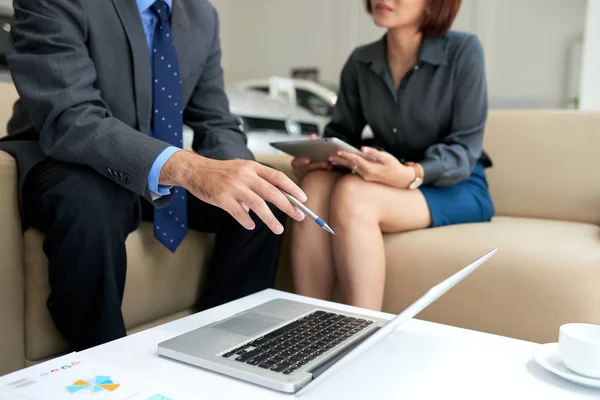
[234,77,374,140]
[184,86,320,154]
[184,85,321,154]
[233,78,337,133]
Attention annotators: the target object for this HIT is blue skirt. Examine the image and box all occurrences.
[419,162,494,227]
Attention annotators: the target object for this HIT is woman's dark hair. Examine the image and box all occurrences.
[365,0,462,36]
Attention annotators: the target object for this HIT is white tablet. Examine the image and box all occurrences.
[270,138,368,162]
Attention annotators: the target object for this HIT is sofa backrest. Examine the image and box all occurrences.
[0,81,18,139]
[483,110,600,225]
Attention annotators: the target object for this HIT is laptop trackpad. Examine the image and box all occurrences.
[212,312,285,337]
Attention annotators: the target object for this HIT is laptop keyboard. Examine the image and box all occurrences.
[221,310,373,375]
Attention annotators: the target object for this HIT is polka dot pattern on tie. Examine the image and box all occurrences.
[150,0,187,253]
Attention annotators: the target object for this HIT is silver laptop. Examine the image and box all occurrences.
[158,249,496,394]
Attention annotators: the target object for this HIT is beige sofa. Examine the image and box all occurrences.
[1,80,599,376]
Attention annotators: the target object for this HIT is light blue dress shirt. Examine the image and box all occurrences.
[137,0,181,196]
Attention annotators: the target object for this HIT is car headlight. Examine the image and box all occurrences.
[285,118,301,136]
[232,115,245,132]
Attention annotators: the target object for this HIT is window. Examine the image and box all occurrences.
[296,89,333,117]
[251,86,269,94]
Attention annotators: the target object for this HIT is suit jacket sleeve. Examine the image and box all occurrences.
[184,5,254,162]
[7,0,171,203]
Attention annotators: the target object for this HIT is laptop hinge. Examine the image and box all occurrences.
[309,326,381,379]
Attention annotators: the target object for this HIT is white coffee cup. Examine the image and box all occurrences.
[559,323,600,378]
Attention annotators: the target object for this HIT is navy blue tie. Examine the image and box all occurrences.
[150,0,187,252]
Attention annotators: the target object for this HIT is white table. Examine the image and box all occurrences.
[66,289,596,399]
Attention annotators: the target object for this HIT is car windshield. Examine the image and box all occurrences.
[319,82,339,94]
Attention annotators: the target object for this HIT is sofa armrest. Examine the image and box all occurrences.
[255,153,296,182]
[0,150,25,374]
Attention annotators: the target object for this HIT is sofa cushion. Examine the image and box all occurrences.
[0,150,25,375]
[23,308,196,367]
[23,223,215,362]
[382,216,600,344]
[484,110,600,225]
[0,82,18,139]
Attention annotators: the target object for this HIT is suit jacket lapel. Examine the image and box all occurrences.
[111,0,152,134]
[171,1,191,99]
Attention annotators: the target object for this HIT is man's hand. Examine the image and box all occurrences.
[160,151,306,234]
[329,147,416,189]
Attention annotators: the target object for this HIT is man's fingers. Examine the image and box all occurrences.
[310,134,318,140]
[242,190,286,235]
[251,179,305,222]
[258,165,307,202]
[240,202,250,212]
[224,200,255,231]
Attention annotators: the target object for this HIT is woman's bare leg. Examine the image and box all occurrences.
[330,175,431,310]
[290,170,343,299]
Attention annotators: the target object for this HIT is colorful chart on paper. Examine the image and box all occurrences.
[0,354,183,400]
[67,376,121,394]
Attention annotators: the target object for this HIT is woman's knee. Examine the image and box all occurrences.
[330,175,372,224]
[301,170,335,192]
[300,170,342,212]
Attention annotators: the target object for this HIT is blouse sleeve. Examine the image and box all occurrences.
[420,35,488,186]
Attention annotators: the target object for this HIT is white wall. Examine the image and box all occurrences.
[211,0,381,84]
[484,0,586,109]
[212,0,587,109]
[0,0,12,15]
[579,0,600,110]
[212,0,370,86]
[0,0,588,109]
[210,0,234,76]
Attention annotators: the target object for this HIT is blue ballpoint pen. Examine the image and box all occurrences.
[279,189,335,235]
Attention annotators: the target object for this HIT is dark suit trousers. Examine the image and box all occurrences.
[23,159,285,352]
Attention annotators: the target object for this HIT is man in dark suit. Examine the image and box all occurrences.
[0,0,307,351]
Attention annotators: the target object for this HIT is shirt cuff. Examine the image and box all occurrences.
[148,146,181,196]
[419,158,443,186]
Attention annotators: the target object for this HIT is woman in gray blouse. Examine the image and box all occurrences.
[290,0,494,310]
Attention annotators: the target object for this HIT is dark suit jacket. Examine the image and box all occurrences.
[0,0,253,208]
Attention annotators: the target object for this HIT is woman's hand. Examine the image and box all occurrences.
[291,134,332,179]
[329,147,417,189]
